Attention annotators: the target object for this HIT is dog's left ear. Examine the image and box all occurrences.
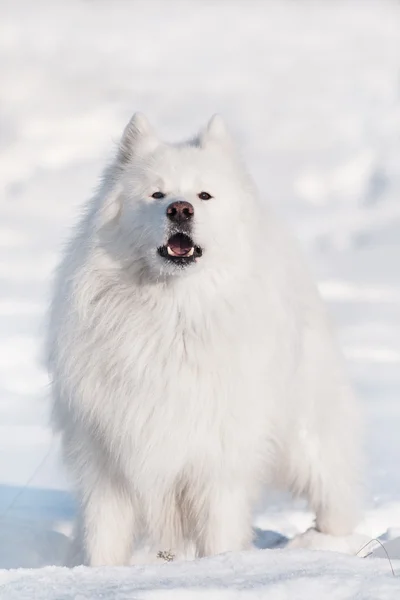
[118,112,160,164]
[200,114,234,149]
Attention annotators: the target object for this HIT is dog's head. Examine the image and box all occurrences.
[99,113,257,280]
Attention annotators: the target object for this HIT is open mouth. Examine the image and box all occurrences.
[158,233,203,266]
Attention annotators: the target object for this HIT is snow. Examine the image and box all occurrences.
[1,551,400,600]
[0,0,400,597]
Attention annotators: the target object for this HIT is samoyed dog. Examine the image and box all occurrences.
[47,113,361,566]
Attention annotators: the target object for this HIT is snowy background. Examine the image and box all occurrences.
[0,0,400,597]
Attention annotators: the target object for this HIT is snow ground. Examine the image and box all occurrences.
[0,0,400,597]
[2,550,400,600]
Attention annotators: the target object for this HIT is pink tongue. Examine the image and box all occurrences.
[168,234,193,255]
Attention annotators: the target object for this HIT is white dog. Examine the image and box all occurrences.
[47,113,361,566]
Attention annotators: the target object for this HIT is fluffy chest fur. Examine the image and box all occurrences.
[53,267,283,484]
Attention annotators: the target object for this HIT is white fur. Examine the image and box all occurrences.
[47,113,362,566]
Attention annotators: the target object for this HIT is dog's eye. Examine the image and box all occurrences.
[151,191,166,199]
[198,192,213,201]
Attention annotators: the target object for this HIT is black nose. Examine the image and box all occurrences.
[166,201,194,223]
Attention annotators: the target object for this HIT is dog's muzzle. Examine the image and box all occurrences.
[157,200,203,267]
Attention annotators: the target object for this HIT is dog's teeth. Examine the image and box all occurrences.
[167,246,175,256]
[187,247,194,257]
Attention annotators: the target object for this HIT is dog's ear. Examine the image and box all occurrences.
[200,114,233,149]
[118,112,159,163]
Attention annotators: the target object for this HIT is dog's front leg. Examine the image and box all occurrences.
[80,476,136,567]
[194,485,253,557]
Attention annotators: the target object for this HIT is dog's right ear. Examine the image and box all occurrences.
[118,113,159,164]
[200,114,234,150]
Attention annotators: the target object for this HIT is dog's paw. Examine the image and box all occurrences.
[286,527,369,555]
